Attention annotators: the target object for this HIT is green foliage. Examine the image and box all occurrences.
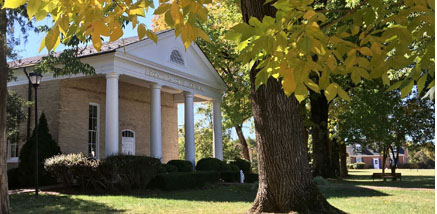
[102,155,161,190]
[178,104,241,161]
[411,150,435,169]
[6,91,29,140]
[18,113,61,186]
[229,158,251,173]
[196,157,227,171]
[220,171,240,182]
[44,153,99,188]
[228,163,240,171]
[245,173,259,183]
[149,171,220,190]
[45,154,160,190]
[158,163,178,174]
[167,160,193,172]
[354,162,366,169]
[7,168,21,189]
[226,0,435,101]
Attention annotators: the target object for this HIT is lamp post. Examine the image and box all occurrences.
[29,72,42,197]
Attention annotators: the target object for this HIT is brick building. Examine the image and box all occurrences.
[7,30,227,169]
[347,144,409,169]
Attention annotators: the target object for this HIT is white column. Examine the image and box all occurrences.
[184,92,195,166]
[105,72,119,157]
[213,99,223,160]
[150,83,162,160]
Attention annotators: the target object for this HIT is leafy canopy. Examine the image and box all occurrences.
[2,0,211,51]
[3,0,434,102]
[226,0,434,102]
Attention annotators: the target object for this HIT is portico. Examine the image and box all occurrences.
[101,30,227,165]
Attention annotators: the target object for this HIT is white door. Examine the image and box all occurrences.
[373,158,380,169]
[121,130,135,155]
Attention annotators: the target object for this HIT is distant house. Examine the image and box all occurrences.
[346,144,409,169]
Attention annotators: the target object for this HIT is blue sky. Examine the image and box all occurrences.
[12,5,255,141]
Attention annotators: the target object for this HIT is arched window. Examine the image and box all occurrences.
[170,49,184,65]
[122,130,135,138]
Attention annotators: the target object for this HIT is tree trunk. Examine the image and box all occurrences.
[235,125,250,160]
[310,91,337,178]
[241,2,340,213]
[339,142,348,177]
[0,8,11,214]
[381,145,387,175]
[330,138,340,177]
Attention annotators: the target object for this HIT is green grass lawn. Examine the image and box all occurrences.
[10,169,435,214]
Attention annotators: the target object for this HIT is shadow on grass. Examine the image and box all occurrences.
[319,184,389,198]
[10,193,123,214]
[53,184,257,203]
[339,175,435,189]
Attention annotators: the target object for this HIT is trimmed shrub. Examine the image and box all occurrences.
[149,171,220,190]
[158,163,178,174]
[354,162,366,169]
[347,164,355,169]
[103,155,160,190]
[228,163,240,171]
[167,160,193,172]
[245,173,259,183]
[220,171,240,182]
[45,154,160,191]
[44,153,98,188]
[196,158,227,171]
[229,158,251,173]
[18,113,61,187]
[7,168,21,189]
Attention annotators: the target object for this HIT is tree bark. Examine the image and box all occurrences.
[339,142,348,177]
[0,8,11,214]
[235,125,250,160]
[389,145,400,180]
[310,91,337,178]
[241,1,341,213]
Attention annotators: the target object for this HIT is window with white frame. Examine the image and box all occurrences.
[7,139,19,162]
[88,104,99,158]
[170,49,184,65]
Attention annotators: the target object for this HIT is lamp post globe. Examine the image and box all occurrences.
[28,72,42,87]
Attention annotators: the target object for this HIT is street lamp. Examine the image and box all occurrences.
[29,72,42,197]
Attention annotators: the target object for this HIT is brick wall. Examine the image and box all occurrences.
[7,75,179,169]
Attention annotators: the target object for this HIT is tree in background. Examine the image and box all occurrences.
[178,104,239,161]
[153,0,253,161]
[334,80,434,175]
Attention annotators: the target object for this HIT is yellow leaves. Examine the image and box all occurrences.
[146,30,158,43]
[359,47,373,56]
[138,24,147,40]
[327,55,337,71]
[154,3,170,15]
[2,0,26,8]
[324,83,350,102]
[45,27,60,52]
[303,10,316,19]
[181,23,195,49]
[93,21,110,37]
[92,32,102,52]
[27,0,40,19]
[170,2,183,27]
[279,65,296,96]
[109,21,123,42]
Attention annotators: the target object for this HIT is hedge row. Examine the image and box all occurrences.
[148,171,220,190]
[44,153,160,190]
